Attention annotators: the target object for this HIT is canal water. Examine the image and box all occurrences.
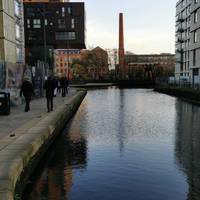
[23,88,200,200]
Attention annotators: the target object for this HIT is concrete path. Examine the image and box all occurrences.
[0,88,76,140]
[0,88,87,200]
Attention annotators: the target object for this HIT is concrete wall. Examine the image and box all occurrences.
[0,0,25,64]
[0,90,87,200]
[0,0,16,63]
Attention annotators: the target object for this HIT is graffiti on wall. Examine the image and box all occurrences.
[6,62,24,89]
[0,62,6,89]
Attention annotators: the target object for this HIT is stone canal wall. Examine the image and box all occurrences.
[154,87,200,105]
[0,90,87,200]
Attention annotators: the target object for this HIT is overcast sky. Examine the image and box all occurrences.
[71,0,177,54]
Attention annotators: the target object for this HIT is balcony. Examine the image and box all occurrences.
[176,38,184,43]
[176,48,184,53]
[176,16,184,23]
[176,27,185,33]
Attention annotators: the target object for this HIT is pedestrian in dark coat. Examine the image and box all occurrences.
[20,78,34,112]
[44,76,56,112]
[64,77,69,94]
[60,77,66,97]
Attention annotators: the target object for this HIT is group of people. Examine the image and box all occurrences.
[20,76,69,113]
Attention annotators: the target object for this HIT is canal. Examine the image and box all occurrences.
[23,88,200,200]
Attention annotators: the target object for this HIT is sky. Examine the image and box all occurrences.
[71,0,177,54]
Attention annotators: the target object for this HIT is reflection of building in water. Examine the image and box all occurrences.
[175,101,200,199]
[27,123,87,200]
[116,89,127,154]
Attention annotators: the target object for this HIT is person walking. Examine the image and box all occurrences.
[64,77,69,94]
[44,76,56,112]
[20,77,34,112]
[60,77,66,97]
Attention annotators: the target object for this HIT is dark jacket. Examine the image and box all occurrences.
[60,77,68,88]
[20,80,34,98]
[44,78,56,98]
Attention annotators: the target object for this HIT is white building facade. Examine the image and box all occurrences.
[175,0,200,84]
[0,0,24,64]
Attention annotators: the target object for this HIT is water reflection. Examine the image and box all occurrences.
[23,89,200,200]
[175,101,200,200]
[23,109,88,200]
[117,89,126,154]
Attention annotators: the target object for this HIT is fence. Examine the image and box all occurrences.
[157,76,200,90]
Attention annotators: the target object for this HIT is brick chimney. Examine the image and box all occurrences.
[118,13,125,79]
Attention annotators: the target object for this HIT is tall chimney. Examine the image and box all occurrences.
[118,13,125,79]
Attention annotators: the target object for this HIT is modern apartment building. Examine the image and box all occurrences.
[24,2,85,66]
[0,0,25,63]
[175,0,200,84]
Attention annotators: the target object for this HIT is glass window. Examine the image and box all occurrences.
[68,7,71,14]
[62,7,65,17]
[14,0,20,17]
[45,19,48,26]
[194,10,198,23]
[194,30,197,43]
[58,19,66,29]
[16,24,20,39]
[71,18,75,29]
[33,19,41,28]
[193,49,196,66]
[27,19,31,28]
[16,47,21,61]
[55,32,76,40]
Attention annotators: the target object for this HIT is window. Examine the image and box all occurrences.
[68,7,71,14]
[16,47,21,62]
[194,30,197,43]
[16,24,20,39]
[62,7,65,17]
[28,31,37,41]
[68,32,76,40]
[58,19,66,29]
[26,8,35,17]
[55,32,76,40]
[193,30,197,43]
[27,19,30,28]
[33,19,41,28]
[71,18,75,29]
[193,49,196,66]
[182,0,185,7]
[194,10,198,23]
[14,0,20,17]
[45,19,48,26]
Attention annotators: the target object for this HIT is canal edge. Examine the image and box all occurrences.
[154,87,200,105]
[0,89,87,200]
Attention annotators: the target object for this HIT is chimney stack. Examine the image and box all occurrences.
[118,13,125,79]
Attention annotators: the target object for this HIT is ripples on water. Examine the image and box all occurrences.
[23,88,200,200]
